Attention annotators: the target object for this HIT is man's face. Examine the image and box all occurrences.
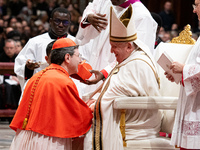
[15,41,22,54]
[194,0,200,21]
[68,49,82,74]
[49,11,70,36]
[110,41,130,64]
[4,41,16,58]
[164,2,172,12]
[110,0,126,6]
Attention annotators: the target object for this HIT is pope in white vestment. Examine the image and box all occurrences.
[84,5,162,150]
[76,0,157,94]
[170,37,200,149]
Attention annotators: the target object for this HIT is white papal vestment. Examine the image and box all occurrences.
[76,1,157,94]
[84,47,162,150]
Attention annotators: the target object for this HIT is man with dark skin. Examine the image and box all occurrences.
[76,0,157,90]
[14,7,75,89]
[86,0,125,32]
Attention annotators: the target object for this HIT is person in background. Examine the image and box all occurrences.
[159,1,176,31]
[161,31,172,43]
[9,38,93,150]
[14,7,74,89]
[15,40,23,55]
[0,39,17,62]
[165,0,200,149]
[0,39,21,109]
[151,12,163,49]
[0,26,4,54]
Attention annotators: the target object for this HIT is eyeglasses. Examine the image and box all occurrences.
[192,3,200,9]
[53,18,70,27]
[73,53,87,61]
[73,53,81,57]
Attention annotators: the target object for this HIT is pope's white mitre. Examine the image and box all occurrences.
[110,5,137,42]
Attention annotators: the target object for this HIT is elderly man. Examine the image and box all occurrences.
[85,5,162,150]
[14,7,74,89]
[0,39,17,62]
[76,0,157,94]
[9,38,93,150]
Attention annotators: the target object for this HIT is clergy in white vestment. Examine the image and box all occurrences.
[170,38,200,149]
[84,5,162,150]
[75,0,157,94]
[164,0,200,149]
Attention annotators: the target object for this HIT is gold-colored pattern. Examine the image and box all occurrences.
[93,66,119,150]
[110,33,137,42]
[120,5,132,27]
[22,67,67,129]
[118,56,160,147]
[170,24,196,45]
[120,109,127,147]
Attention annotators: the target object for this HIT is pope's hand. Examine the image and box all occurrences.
[26,59,41,70]
[87,13,108,32]
[86,99,96,112]
[84,70,104,85]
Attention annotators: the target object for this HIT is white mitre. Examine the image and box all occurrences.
[110,5,137,42]
[110,5,154,59]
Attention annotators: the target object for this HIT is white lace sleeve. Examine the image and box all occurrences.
[183,64,200,96]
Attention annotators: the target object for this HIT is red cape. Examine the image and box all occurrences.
[10,64,93,138]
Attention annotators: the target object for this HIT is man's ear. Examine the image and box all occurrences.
[45,56,48,62]
[65,53,70,63]
[127,42,133,52]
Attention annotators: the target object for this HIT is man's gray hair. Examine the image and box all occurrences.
[5,39,16,46]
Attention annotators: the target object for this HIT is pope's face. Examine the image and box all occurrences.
[110,41,130,64]
[110,0,126,6]
[49,11,70,36]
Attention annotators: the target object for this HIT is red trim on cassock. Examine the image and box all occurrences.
[101,69,109,79]
[182,72,184,86]
[81,22,91,28]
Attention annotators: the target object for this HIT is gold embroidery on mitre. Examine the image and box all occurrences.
[110,33,137,42]
[120,5,132,27]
